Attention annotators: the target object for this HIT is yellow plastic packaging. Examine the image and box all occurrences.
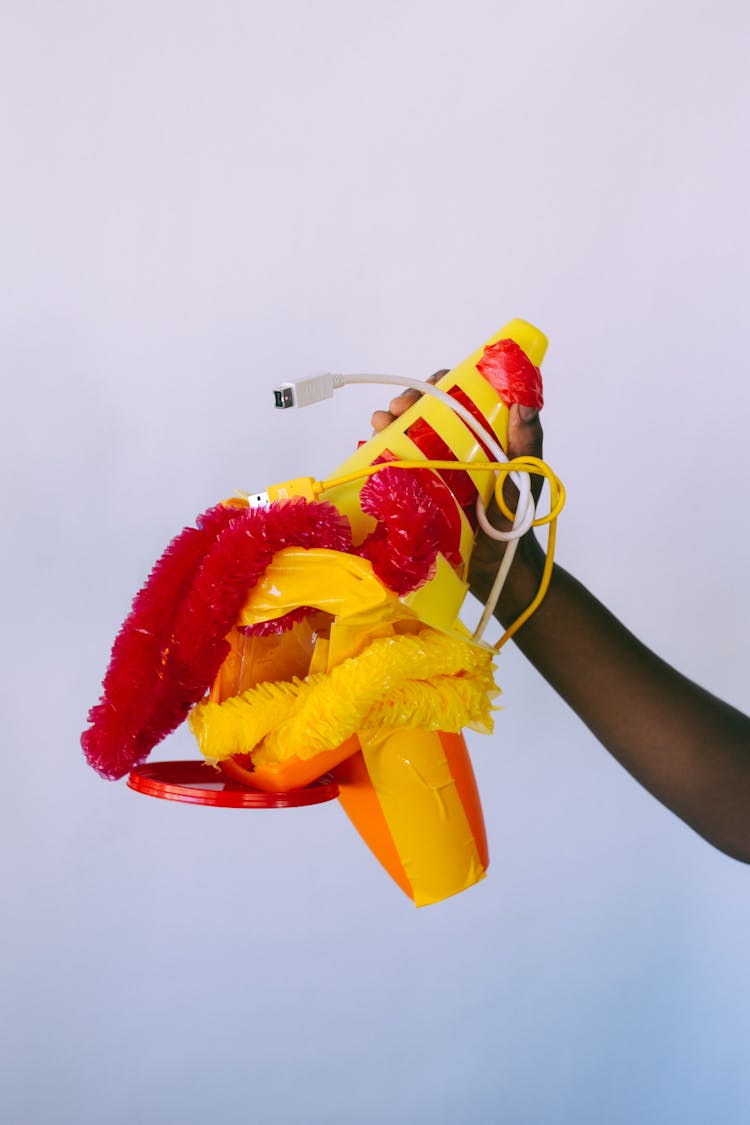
[197,319,549,905]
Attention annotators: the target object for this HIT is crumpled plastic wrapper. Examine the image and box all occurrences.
[477,337,544,410]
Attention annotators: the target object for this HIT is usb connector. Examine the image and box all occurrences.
[272,373,339,409]
[237,490,271,508]
[236,478,319,507]
[273,386,295,409]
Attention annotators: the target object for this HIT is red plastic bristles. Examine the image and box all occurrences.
[82,499,351,780]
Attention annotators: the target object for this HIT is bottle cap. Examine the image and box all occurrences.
[127,760,339,808]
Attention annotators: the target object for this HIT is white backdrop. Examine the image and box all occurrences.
[2,2,749,1123]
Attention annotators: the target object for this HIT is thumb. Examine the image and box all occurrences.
[506,403,544,504]
[507,402,543,458]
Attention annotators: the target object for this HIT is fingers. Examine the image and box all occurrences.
[371,409,396,432]
[370,370,449,433]
[506,403,543,458]
[370,375,545,503]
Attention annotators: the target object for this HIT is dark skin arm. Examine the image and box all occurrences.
[373,391,750,863]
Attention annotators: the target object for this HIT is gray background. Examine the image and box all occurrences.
[2,1,749,1123]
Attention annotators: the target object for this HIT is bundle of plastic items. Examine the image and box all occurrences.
[82,319,556,906]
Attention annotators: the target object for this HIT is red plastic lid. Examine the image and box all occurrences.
[127,760,339,808]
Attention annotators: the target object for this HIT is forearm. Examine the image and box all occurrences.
[483,539,750,862]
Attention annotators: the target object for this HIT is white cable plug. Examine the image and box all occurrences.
[273,374,336,409]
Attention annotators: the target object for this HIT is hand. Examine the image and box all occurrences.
[370,370,447,432]
[370,374,546,622]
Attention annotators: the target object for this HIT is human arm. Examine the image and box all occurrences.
[373,392,750,863]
